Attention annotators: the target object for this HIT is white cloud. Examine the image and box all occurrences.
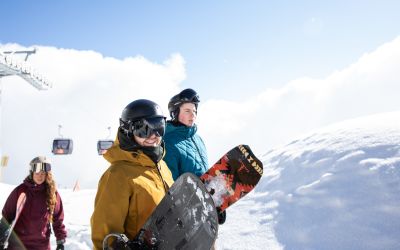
[2,35,400,188]
[200,36,400,164]
[0,44,185,188]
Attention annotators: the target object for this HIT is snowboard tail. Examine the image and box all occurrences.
[200,144,263,212]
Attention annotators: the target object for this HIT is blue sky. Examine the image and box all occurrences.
[1,1,400,187]
[3,1,400,100]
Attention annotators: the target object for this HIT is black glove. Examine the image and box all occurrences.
[127,240,146,250]
[0,229,10,250]
[217,209,226,225]
[0,221,8,248]
[111,235,131,250]
[127,229,158,250]
[56,239,65,250]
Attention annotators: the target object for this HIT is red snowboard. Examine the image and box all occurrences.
[200,144,263,212]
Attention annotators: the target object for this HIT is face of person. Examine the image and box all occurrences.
[33,171,46,185]
[178,103,197,127]
[134,134,162,147]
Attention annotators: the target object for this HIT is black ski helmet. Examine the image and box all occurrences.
[168,88,200,121]
[119,99,165,136]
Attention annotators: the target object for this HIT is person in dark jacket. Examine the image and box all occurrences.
[0,156,67,250]
[163,88,209,180]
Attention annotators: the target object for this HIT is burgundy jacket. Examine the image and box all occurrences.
[1,178,67,250]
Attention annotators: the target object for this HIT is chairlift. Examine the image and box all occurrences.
[52,125,73,155]
[97,127,114,155]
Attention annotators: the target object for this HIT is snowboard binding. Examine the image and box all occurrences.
[102,230,159,250]
[103,233,130,250]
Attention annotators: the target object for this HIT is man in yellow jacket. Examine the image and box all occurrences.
[91,99,174,250]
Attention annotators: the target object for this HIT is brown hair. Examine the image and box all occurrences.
[29,172,57,223]
[45,172,57,223]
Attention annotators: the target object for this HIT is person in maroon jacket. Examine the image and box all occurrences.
[0,156,67,250]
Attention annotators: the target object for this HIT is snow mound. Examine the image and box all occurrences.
[249,111,400,250]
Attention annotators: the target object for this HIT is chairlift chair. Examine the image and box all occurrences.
[52,139,73,155]
[52,125,73,155]
[97,140,114,155]
[97,127,113,155]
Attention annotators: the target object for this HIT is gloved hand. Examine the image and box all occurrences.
[0,241,5,250]
[127,229,158,250]
[0,222,8,248]
[217,209,226,225]
[56,243,64,250]
[56,239,65,250]
[128,240,158,250]
[127,240,145,249]
[111,235,131,250]
[0,229,10,250]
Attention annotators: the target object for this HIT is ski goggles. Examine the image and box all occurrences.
[31,162,51,173]
[132,117,166,138]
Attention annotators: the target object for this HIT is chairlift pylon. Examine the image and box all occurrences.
[52,125,73,155]
[97,127,113,155]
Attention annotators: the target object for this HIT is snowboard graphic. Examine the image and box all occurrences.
[103,173,218,250]
[200,144,263,212]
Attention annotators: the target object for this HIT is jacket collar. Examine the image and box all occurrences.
[166,121,197,137]
[23,177,46,191]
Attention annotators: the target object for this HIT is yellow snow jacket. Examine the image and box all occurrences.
[90,139,174,250]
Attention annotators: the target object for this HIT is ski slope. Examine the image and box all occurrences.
[1,111,400,249]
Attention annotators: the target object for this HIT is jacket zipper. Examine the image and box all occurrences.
[156,163,169,192]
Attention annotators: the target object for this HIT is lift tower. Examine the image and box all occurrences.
[0,48,52,180]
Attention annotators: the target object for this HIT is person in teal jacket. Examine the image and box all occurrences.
[163,88,209,180]
[164,88,226,225]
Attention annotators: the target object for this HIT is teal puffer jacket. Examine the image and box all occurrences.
[163,122,209,180]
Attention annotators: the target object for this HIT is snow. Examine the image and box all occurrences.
[1,111,400,249]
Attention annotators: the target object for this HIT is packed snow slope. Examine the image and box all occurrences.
[1,111,400,249]
[224,111,400,250]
